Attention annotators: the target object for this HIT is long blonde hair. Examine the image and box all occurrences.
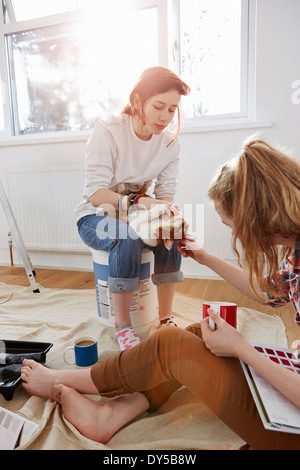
[208,137,300,298]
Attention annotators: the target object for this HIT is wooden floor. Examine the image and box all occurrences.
[0,265,299,347]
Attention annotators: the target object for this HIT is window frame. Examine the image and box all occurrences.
[170,0,255,124]
[0,0,267,144]
[0,0,163,139]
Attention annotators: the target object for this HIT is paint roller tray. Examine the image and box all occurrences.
[0,339,53,401]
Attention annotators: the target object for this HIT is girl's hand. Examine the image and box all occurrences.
[200,308,247,358]
[177,238,206,262]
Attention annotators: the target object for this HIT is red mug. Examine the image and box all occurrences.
[203,301,237,330]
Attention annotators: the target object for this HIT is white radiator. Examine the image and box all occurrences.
[6,167,88,252]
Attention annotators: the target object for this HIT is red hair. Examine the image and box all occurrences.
[122,66,190,144]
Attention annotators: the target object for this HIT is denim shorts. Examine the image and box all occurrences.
[77,214,183,293]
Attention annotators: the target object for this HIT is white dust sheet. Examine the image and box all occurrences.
[0,282,287,450]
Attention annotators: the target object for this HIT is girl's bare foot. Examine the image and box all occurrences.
[21,361,150,443]
[21,360,62,401]
[21,360,98,398]
[54,384,117,443]
[54,385,149,444]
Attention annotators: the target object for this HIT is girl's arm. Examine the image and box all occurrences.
[178,240,267,304]
[90,189,174,213]
[202,309,300,408]
[90,188,122,210]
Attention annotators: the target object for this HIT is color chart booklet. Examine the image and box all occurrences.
[240,342,300,434]
[0,407,39,450]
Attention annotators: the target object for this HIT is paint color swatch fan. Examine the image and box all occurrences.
[240,342,300,434]
[0,178,39,293]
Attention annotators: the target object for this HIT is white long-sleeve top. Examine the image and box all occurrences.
[75,114,181,221]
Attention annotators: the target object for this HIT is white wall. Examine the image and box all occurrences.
[0,0,299,278]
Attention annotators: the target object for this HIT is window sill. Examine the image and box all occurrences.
[180,118,273,134]
[0,131,90,147]
[0,119,273,147]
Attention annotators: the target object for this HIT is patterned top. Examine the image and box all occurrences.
[266,238,300,325]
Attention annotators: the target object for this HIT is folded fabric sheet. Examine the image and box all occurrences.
[0,282,287,450]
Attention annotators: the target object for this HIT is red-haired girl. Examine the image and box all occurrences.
[76,67,190,350]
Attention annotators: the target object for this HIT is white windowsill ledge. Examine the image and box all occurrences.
[180,119,273,134]
[0,131,90,147]
[0,120,273,147]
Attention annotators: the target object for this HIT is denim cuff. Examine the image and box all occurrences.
[151,270,184,286]
[108,276,140,293]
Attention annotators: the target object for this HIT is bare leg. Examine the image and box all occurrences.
[21,360,98,399]
[112,283,177,328]
[111,291,134,328]
[54,385,149,443]
[157,283,176,321]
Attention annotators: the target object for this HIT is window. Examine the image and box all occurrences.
[6,8,158,134]
[0,0,254,138]
[178,0,246,120]
[3,1,158,135]
[3,0,95,22]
